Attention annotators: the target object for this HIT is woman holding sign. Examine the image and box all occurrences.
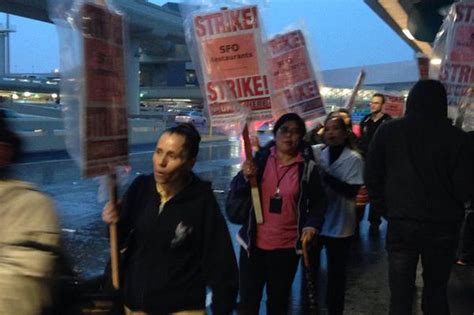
[312,114,364,315]
[102,123,238,315]
[226,113,327,315]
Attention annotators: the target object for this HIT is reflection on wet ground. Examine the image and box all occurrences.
[10,139,474,314]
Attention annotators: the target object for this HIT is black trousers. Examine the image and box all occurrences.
[238,247,299,315]
[310,236,352,315]
[368,203,382,226]
[457,209,474,262]
[386,219,459,315]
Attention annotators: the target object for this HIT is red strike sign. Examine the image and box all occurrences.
[438,3,474,109]
[81,3,128,177]
[207,75,269,102]
[267,30,325,121]
[193,6,272,124]
[194,7,258,37]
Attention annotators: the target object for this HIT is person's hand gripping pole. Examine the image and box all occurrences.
[242,124,263,224]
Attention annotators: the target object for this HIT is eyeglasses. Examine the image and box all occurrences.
[277,126,301,135]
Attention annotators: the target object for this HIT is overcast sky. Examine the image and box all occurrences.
[0,0,414,73]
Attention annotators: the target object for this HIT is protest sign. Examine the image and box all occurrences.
[267,30,325,123]
[50,0,128,291]
[435,2,474,126]
[81,1,128,290]
[193,6,272,126]
[81,3,128,178]
[189,5,268,223]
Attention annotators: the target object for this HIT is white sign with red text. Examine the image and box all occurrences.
[267,30,325,122]
[439,3,474,112]
[193,6,271,126]
[81,3,128,177]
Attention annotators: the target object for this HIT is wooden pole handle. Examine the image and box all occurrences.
[344,69,366,113]
[242,124,263,224]
[108,174,120,289]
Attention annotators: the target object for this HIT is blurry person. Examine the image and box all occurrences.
[305,109,358,148]
[359,94,392,155]
[333,108,361,153]
[333,108,368,229]
[226,113,327,315]
[360,93,392,231]
[334,108,351,128]
[0,114,61,315]
[366,80,473,315]
[456,201,474,266]
[102,123,238,315]
[312,114,363,315]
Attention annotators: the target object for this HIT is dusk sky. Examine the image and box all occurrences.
[0,0,414,74]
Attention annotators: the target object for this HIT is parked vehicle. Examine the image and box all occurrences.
[174,111,207,125]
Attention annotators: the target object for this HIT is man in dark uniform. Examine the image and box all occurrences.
[360,93,391,231]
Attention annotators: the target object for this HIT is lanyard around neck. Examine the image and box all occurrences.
[273,157,293,194]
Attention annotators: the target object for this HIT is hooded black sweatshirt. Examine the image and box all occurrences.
[365,80,473,223]
[117,174,238,314]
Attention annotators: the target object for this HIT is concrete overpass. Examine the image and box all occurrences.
[364,0,455,57]
[0,0,187,55]
[0,75,58,93]
[0,0,196,114]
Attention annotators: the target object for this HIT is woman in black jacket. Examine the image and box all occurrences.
[102,123,238,315]
[226,113,326,315]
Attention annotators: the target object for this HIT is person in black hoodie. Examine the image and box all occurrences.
[365,80,473,315]
[456,131,474,266]
[102,123,238,315]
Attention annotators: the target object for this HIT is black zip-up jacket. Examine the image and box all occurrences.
[225,142,327,252]
[365,80,473,224]
[359,113,392,156]
[117,174,238,314]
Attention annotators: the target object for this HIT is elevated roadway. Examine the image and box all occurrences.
[0,0,187,58]
[0,0,194,114]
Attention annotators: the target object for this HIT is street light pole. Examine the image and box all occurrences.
[0,14,14,75]
[6,14,9,74]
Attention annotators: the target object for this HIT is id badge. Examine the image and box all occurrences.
[269,195,282,214]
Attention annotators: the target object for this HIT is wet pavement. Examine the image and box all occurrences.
[9,139,474,315]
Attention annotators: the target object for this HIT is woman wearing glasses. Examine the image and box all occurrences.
[226,113,327,315]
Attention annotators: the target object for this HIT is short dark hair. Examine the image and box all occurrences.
[161,123,201,159]
[372,93,385,104]
[0,112,22,163]
[336,108,350,115]
[272,113,306,139]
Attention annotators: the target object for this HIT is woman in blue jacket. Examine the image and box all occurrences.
[226,113,327,315]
